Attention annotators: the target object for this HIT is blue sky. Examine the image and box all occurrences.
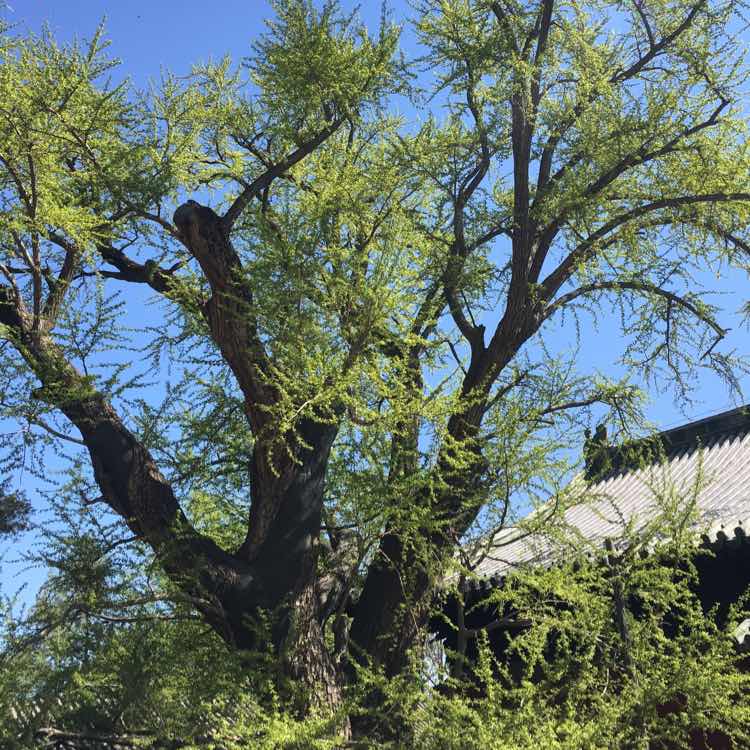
[2,0,750,602]
[2,1,414,84]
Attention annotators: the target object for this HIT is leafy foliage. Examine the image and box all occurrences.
[1,0,750,744]
[2,508,748,748]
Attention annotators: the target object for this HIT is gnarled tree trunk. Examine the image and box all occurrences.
[0,282,347,723]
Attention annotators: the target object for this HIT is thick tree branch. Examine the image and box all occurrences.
[171,201,324,563]
[444,279,486,351]
[0,286,247,634]
[510,93,532,285]
[97,242,185,294]
[45,230,186,305]
[172,201,275,430]
[504,0,554,304]
[442,57,493,354]
[42,243,79,324]
[531,0,554,109]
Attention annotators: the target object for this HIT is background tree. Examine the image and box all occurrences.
[1,0,750,740]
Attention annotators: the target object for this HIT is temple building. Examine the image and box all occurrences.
[435,404,750,749]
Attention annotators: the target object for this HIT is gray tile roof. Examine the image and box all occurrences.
[473,405,750,580]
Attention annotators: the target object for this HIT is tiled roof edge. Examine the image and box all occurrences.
[462,520,750,593]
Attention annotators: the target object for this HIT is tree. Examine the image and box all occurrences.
[1,0,749,740]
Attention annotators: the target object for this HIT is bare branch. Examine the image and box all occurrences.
[445,337,468,376]
[468,220,513,253]
[26,414,86,445]
[540,192,750,299]
[222,117,345,232]
[172,201,274,427]
[542,279,727,340]
[632,0,656,49]
[482,368,530,414]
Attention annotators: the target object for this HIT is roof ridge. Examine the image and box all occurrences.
[587,404,750,481]
[657,403,750,445]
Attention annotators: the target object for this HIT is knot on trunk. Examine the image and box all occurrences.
[173,200,223,243]
[0,285,24,331]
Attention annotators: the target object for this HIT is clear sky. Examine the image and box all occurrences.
[2,0,750,603]
[2,1,415,85]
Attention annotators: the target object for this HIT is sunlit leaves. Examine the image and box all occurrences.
[251,0,401,139]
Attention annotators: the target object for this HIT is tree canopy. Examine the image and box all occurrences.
[1,0,750,745]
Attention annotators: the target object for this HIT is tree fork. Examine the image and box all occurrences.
[1,284,347,716]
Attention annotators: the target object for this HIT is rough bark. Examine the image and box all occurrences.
[349,312,537,675]
[168,200,350,710]
[172,200,275,433]
[0,284,346,715]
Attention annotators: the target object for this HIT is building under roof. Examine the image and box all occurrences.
[434,405,750,749]
[471,404,750,585]
[436,405,750,686]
